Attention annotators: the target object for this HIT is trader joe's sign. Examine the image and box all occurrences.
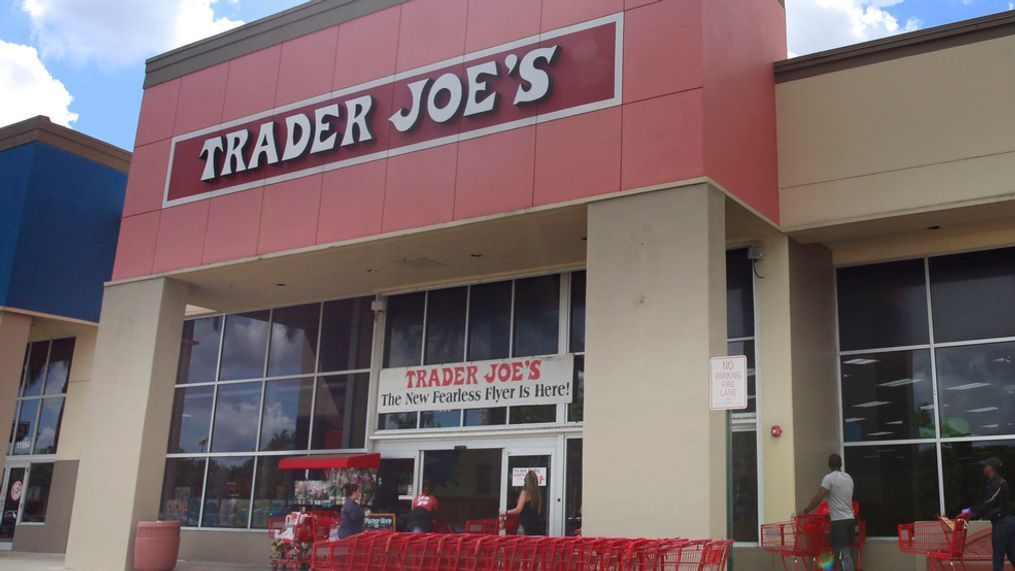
[377,355,575,414]
[164,14,623,206]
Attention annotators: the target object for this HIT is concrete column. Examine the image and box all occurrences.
[65,278,188,571]
[755,236,839,522]
[0,311,32,478]
[582,184,728,539]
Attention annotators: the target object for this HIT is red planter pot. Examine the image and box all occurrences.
[134,521,182,571]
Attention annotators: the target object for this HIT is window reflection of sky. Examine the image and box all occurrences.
[220,312,270,381]
[211,382,262,452]
[841,350,935,442]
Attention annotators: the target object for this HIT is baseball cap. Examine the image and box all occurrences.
[979,457,1003,470]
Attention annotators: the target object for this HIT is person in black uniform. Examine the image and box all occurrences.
[507,470,545,536]
[959,457,1014,571]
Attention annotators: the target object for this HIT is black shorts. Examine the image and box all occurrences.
[829,519,856,549]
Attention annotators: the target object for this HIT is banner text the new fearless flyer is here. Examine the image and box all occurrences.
[377,355,574,414]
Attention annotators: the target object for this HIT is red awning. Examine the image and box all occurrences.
[278,453,381,470]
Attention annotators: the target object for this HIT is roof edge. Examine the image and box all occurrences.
[775,10,1015,83]
[144,0,408,89]
[0,116,131,173]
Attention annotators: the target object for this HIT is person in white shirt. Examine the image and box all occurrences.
[801,453,856,571]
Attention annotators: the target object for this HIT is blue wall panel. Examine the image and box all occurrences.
[4,142,126,322]
[0,144,36,307]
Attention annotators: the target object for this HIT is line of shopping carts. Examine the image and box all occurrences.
[310,531,734,570]
[897,516,972,570]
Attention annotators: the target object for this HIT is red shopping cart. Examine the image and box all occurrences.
[898,517,969,570]
[270,512,339,570]
[761,503,866,570]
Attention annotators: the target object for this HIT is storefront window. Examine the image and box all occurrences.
[219,311,270,381]
[929,247,1015,343]
[162,297,374,529]
[259,378,313,451]
[202,456,254,528]
[378,273,579,431]
[467,281,511,361]
[840,350,935,441]
[160,458,206,526]
[512,276,559,358]
[844,444,939,537]
[936,341,1015,437]
[565,439,583,537]
[267,304,320,377]
[837,259,929,351]
[941,439,1015,516]
[726,249,760,543]
[177,316,221,384]
[20,463,54,523]
[7,339,73,458]
[837,247,1015,536]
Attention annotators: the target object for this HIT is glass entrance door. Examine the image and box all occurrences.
[1,466,26,550]
[502,448,558,536]
[421,448,502,533]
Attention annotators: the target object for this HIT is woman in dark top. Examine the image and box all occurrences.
[337,483,365,539]
[507,470,545,536]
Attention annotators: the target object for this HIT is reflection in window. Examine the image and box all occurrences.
[267,304,320,377]
[320,298,373,372]
[841,350,935,442]
[252,456,297,528]
[202,456,254,528]
[837,260,928,351]
[568,356,584,423]
[12,399,39,455]
[727,340,757,415]
[845,444,939,537]
[420,410,461,428]
[160,458,206,526]
[942,439,1015,516]
[936,342,1015,437]
[211,382,262,452]
[21,463,54,523]
[33,398,64,455]
[312,375,368,449]
[425,287,467,365]
[727,248,755,340]
[930,247,1015,343]
[220,311,270,381]
[260,378,313,451]
[177,317,222,384]
[22,342,49,397]
[731,430,759,542]
[464,408,507,427]
[384,293,425,368]
[44,338,74,395]
[167,386,213,454]
[513,275,560,357]
[378,413,418,430]
[468,281,511,361]
[509,406,556,425]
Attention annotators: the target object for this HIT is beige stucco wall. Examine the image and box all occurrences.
[778,34,1015,231]
[583,184,728,539]
[55,329,96,462]
[13,460,78,554]
[0,311,31,478]
[65,278,189,571]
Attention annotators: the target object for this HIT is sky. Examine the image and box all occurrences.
[1,0,1014,151]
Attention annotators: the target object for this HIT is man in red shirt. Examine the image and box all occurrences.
[410,482,439,533]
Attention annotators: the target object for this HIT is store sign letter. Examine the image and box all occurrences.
[163,15,622,206]
[377,355,575,414]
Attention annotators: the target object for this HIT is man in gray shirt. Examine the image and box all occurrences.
[801,453,856,571]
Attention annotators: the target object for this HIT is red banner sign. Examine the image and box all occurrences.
[163,14,623,206]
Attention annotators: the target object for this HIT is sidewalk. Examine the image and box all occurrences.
[0,552,271,570]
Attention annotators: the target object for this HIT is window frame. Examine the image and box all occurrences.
[6,338,72,461]
[373,269,584,434]
[835,247,1015,537]
[165,298,375,530]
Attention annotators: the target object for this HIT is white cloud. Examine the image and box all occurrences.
[20,0,243,68]
[787,0,921,56]
[0,39,77,127]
